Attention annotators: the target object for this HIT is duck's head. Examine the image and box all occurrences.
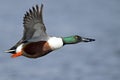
[62,35,95,45]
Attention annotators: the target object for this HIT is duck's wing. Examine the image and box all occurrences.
[22,4,48,42]
[5,4,48,53]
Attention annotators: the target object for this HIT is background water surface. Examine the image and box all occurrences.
[0,0,120,80]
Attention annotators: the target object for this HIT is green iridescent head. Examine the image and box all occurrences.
[62,35,95,45]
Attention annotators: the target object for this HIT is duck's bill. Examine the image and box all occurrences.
[81,37,95,42]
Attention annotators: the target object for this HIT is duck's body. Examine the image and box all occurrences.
[5,4,95,58]
[14,37,63,58]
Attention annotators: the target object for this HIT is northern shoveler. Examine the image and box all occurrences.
[5,4,95,58]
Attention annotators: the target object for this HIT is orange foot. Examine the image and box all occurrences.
[11,52,22,58]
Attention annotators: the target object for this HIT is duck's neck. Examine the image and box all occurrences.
[62,36,80,45]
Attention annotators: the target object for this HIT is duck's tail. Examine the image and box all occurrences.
[4,49,15,53]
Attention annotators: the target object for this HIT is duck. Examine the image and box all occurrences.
[5,4,95,58]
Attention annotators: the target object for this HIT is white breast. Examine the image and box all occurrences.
[48,37,63,50]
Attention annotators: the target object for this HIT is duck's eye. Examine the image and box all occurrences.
[75,36,79,39]
[75,35,81,40]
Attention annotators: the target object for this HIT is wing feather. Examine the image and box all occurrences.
[22,4,48,41]
[6,4,49,53]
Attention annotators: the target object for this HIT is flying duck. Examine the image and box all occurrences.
[5,4,95,58]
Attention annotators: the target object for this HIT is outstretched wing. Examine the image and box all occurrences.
[22,4,48,41]
[5,4,48,53]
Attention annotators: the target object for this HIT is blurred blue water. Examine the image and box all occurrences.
[0,0,120,80]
